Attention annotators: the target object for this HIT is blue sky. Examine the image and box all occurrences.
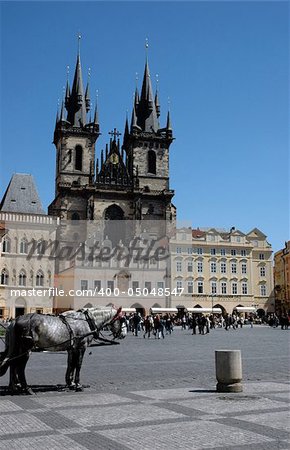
[0,1,289,252]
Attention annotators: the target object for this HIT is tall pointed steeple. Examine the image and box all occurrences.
[134,42,159,133]
[66,35,87,127]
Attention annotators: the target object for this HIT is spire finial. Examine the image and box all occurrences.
[66,65,70,80]
[77,32,81,55]
[145,37,149,61]
[168,96,171,112]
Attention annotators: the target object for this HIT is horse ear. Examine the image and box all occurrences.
[116,306,122,315]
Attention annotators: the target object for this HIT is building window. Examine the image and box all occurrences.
[148,150,156,174]
[176,261,182,272]
[176,280,183,290]
[220,262,226,274]
[1,269,9,285]
[81,280,88,291]
[259,253,265,260]
[241,263,247,274]
[187,261,193,272]
[75,145,83,171]
[107,280,114,290]
[19,271,26,287]
[220,249,226,256]
[187,247,193,254]
[210,262,216,273]
[94,280,101,292]
[20,239,28,254]
[231,263,237,274]
[231,249,236,256]
[197,262,203,273]
[210,248,216,255]
[2,238,11,253]
[221,282,227,294]
[187,281,193,294]
[176,247,182,254]
[241,249,247,256]
[260,267,266,277]
[211,282,217,294]
[132,281,139,292]
[197,281,203,294]
[260,284,267,296]
[242,282,248,295]
[232,282,237,295]
[157,281,164,290]
[145,281,151,291]
[36,271,44,287]
[197,248,203,255]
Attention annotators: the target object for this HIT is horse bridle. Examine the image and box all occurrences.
[82,308,125,340]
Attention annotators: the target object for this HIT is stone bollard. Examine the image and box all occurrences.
[215,350,243,393]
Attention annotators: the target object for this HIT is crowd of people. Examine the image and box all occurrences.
[123,311,279,338]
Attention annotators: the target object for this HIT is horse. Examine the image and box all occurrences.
[0,306,126,394]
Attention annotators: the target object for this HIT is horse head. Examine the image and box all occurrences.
[108,307,127,339]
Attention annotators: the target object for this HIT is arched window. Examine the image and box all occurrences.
[2,237,11,253]
[1,269,9,285]
[19,270,26,287]
[75,145,83,171]
[148,150,156,174]
[20,238,28,254]
[36,270,44,287]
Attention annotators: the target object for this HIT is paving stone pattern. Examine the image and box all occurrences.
[0,327,289,449]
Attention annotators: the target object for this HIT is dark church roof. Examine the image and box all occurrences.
[0,173,45,215]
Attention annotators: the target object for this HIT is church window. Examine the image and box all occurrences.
[148,150,156,174]
[1,269,9,285]
[75,145,83,171]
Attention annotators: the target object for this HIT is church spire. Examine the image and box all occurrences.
[135,40,159,132]
[66,34,87,127]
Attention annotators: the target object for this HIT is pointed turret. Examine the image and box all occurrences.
[65,80,70,108]
[155,89,160,118]
[130,104,138,132]
[85,82,90,112]
[60,100,67,122]
[166,110,173,138]
[134,87,139,108]
[66,40,87,127]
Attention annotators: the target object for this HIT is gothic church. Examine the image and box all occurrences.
[48,45,176,239]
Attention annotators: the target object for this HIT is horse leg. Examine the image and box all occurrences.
[8,362,22,394]
[74,348,86,392]
[65,349,76,389]
[16,352,34,395]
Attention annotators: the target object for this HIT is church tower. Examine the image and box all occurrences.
[122,52,175,223]
[48,38,100,220]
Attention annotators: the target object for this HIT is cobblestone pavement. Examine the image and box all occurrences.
[0,326,289,449]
